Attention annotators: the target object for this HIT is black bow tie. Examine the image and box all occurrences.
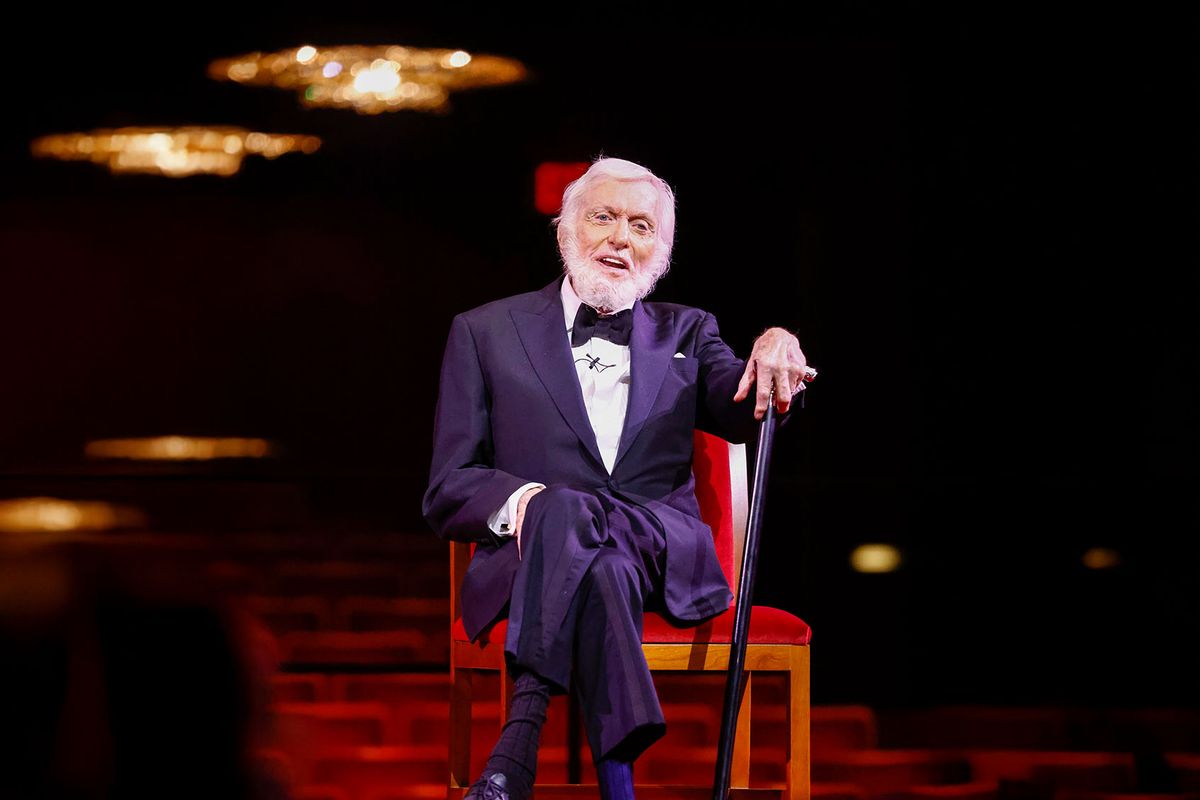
[571,304,633,347]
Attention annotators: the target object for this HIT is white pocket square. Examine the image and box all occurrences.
[673,352,687,358]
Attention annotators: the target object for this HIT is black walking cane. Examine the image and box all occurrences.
[712,389,781,800]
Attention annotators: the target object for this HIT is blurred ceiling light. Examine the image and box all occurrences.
[30,126,321,177]
[1082,547,1121,570]
[849,543,903,574]
[84,436,276,461]
[208,44,526,114]
[0,497,146,534]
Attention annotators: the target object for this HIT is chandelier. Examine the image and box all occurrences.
[208,44,527,114]
[30,126,321,177]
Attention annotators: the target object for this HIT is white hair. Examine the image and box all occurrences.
[551,157,678,308]
[553,157,677,256]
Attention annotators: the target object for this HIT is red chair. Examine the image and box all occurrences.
[448,430,812,799]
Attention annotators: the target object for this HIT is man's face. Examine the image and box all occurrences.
[560,178,667,311]
[574,178,661,278]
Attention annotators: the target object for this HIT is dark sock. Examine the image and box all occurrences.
[596,757,636,800]
[479,670,551,800]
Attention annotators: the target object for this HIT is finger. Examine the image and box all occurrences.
[755,375,775,420]
[734,358,756,402]
[768,374,796,417]
[775,375,793,411]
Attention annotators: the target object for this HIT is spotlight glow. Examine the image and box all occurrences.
[0,497,146,533]
[84,436,275,461]
[1082,547,1121,570]
[850,544,902,574]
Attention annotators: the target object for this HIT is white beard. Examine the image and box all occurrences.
[559,229,670,312]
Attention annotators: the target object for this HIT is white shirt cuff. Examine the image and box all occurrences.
[487,482,547,536]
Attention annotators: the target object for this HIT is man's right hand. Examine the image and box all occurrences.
[514,486,544,560]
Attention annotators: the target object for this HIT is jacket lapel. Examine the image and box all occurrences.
[511,278,606,471]
[613,300,674,471]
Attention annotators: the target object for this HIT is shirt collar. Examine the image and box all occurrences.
[560,274,636,331]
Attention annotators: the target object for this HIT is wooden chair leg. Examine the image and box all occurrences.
[732,670,752,788]
[450,665,474,791]
[787,647,811,800]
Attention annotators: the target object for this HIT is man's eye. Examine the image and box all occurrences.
[633,222,652,234]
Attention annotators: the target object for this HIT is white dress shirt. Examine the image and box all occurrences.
[487,276,634,537]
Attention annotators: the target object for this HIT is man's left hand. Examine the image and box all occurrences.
[733,327,810,420]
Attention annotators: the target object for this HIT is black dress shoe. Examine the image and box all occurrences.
[464,771,510,800]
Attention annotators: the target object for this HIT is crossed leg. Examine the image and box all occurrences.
[466,485,668,800]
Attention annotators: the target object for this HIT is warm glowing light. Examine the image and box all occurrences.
[84,436,276,461]
[30,127,321,177]
[850,544,902,574]
[353,60,401,94]
[1082,547,1121,570]
[227,61,258,81]
[209,44,526,114]
[0,497,146,533]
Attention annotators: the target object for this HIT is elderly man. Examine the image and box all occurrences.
[423,157,812,800]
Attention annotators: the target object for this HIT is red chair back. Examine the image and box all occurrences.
[691,429,746,602]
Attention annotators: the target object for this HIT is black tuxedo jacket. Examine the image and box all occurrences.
[423,275,786,640]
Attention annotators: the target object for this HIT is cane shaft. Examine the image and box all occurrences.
[712,400,779,799]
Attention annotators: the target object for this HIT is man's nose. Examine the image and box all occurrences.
[609,218,630,248]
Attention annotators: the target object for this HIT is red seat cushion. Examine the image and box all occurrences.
[642,605,812,645]
[454,605,810,647]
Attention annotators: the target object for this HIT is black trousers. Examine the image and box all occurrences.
[503,484,669,764]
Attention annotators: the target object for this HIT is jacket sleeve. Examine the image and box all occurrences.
[422,313,539,544]
[695,311,800,445]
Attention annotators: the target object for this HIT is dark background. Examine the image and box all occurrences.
[2,5,1196,706]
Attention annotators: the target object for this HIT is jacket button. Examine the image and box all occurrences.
[607,478,620,491]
